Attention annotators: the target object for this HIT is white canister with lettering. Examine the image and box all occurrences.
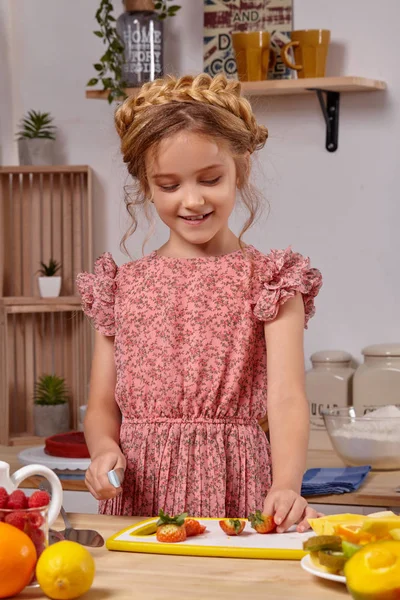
[353,343,400,415]
[306,350,355,450]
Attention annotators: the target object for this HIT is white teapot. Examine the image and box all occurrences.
[0,460,62,526]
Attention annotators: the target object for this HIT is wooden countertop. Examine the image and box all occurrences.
[19,513,347,600]
[2,445,400,508]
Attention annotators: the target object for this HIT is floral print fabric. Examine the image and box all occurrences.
[76,246,322,517]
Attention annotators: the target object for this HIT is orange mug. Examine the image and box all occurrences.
[281,29,330,78]
[232,31,276,82]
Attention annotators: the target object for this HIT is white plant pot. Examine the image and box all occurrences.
[18,138,55,166]
[38,276,62,298]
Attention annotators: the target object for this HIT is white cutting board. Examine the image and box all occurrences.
[106,517,315,560]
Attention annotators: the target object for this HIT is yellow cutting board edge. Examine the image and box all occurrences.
[106,517,308,560]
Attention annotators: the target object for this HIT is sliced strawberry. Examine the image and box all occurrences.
[28,491,50,509]
[0,487,9,509]
[7,489,28,510]
[156,509,187,543]
[5,510,26,531]
[248,510,276,534]
[219,518,246,536]
[184,518,207,537]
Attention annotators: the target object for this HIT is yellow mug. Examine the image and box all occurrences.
[232,31,276,82]
[281,29,330,78]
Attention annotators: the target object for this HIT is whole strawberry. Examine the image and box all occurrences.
[184,518,206,537]
[219,518,246,536]
[28,490,50,509]
[156,509,187,543]
[0,487,9,509]
[248,510,276,534]
[7,489,28,510]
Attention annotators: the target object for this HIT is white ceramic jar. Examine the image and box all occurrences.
[306,350,355,450]
[353,343,400,415]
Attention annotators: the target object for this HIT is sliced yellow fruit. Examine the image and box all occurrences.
[366,511,396,518]
[345,540,400,599]
[308,514,366,536]
[361,517,400,537]
[389,529,400,541]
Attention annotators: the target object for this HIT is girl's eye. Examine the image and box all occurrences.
[159,184,179,192]
[201,176,221,185]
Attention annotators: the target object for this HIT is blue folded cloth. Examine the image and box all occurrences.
[301,465,371,496]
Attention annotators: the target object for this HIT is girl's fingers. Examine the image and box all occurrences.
[276,496,307,533]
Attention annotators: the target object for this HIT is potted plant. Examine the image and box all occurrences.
[33,374,70,437]
[37,258,62,298]
[17,110,56,165]
[87,0,181,103]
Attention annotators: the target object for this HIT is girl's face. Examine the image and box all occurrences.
[146,131,238,250]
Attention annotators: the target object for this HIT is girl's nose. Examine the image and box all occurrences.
[182,187,205,209]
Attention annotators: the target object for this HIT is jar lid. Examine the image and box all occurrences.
[124,0,155,11]
[362,343,400,357]
[311,350,353,363]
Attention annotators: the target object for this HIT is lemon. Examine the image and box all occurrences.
[36,541,95,600]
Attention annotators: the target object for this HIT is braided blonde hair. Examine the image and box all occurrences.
[115,73,268,253]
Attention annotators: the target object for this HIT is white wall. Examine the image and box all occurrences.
[0,0,399,365]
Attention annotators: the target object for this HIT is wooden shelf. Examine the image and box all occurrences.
[9,434,46,446]
[0,165,90,174]
[0,297,82,314]
[85,76,386,100]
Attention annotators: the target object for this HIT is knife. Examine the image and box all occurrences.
[107,468,125,488]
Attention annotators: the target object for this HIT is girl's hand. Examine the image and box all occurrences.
[263,487,323,533]
[85,450,126,501]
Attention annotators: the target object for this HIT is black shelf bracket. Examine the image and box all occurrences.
[308,89,340,152]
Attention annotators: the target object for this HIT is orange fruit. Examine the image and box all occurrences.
[335,524,374,545]
[0,521,37,598]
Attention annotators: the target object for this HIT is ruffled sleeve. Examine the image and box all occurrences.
[253,248,322,328]
[76,252,118,336]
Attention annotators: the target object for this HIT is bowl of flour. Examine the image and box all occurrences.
[322,405,400,470]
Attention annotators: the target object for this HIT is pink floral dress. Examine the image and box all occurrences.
[76,246,322,518]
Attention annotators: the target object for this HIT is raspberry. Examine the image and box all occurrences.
[27,510,44,530]
[5,510,26,531]
[0,487,9,509]
[7,489,28,510]
[29,526,45,545]
[28,491,50,509]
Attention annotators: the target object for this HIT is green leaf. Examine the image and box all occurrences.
[94,63,103,71]
[87,78,99,86]
[94,30,104,38]
[34,373,69,405]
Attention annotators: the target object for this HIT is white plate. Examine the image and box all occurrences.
[18,446,90,471]
[300,554,346,584]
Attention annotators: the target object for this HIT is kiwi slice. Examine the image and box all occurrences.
[342,540,362,559]
[303,535,342,552]
[318,550,347,571]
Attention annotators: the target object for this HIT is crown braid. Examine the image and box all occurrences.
[115,73,268,153]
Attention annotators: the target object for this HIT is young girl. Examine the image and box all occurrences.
[77,73,323,533]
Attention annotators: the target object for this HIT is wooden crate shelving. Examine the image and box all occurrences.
[0,167,94,445]
[0,166,92,297]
